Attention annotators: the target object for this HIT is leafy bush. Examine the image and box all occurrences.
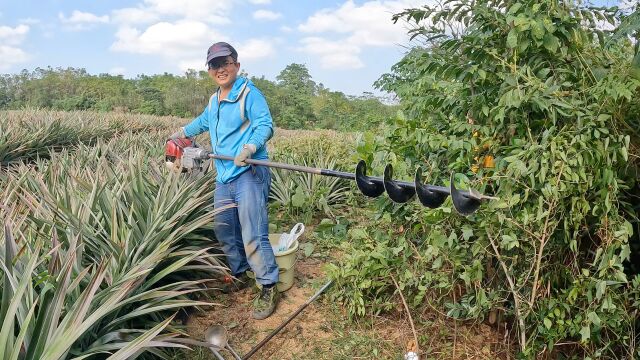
[330,1,640,358]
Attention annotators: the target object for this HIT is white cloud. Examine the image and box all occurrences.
[299,0,419,45]
[249,0,272,4]
[236,38,275,61]
[108,0,277,74]
[253,10,282,21]
[139,0,232,24]
[111,20,219,56]
[0,45,30,70]
[61,10,109,24]
[59,10,109,31]
[296,0,425,68]
[280,25,292,32]
[111,0,232,26]
[178,58,205,72]
[0,24,29,45]
[19,18,41,25]
[109,0,242,73]
[112,8,160,25]
[0,24,30,70]
[299,37,363,69]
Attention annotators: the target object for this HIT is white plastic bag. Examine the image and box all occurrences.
[277,223,305,253]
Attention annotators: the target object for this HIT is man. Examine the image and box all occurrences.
[169,42,279,320]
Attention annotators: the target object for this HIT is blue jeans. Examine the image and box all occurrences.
[213,165,279,286]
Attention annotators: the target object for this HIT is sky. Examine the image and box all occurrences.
[0,0,632,96]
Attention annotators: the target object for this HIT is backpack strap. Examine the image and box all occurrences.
[207,92,217,112]
[239,86,251,132]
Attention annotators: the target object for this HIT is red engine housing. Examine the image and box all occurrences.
[165,138,194,162]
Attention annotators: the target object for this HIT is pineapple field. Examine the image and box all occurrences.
[1,110,227,359]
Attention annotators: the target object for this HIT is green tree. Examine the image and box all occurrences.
[274,63,317,128]
[276,63,316,95]
[0,64,397,131]
[135,86,165,115]
[312,88,351,129]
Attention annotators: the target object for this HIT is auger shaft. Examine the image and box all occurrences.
[204,154,494,215]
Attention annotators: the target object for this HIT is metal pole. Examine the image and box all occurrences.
[209,154,356,180]
[209,155,451,194]
[210,348,225,360]
[227,345,242,360]
[207,153,494,204]
[242,280,334,360]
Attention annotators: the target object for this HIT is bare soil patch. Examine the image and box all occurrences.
[185,250,511,360]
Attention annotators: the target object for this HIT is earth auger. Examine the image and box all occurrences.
[165,138,496,216]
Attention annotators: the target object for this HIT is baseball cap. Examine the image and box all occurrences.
[206,42,238,64]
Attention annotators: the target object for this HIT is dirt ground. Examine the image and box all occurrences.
[184,251,512,360]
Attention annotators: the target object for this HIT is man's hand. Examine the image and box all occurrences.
[234,144,256,167]
[169,128,186,140]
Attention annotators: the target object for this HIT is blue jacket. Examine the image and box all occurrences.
[183,76,274,184]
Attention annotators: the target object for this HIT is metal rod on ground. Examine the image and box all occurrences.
[227,345,242,360]
[210,348,225,360]
[242,280,334,360]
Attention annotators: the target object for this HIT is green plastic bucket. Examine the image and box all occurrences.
[268,234,299,292]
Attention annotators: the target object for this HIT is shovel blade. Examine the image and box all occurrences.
[205,325,229,348]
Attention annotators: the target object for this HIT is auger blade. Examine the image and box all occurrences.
[383,164,415,203]
[415,169,448,208]
[450,173,483,215]
[355,160,385,198]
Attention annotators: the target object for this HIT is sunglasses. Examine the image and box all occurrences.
[208,60,236,70]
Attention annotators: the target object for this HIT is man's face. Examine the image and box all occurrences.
[208,56,240,89]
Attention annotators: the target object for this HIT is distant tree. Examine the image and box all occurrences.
[136,86,165,115]
[312,88,350,129]
[0,64,397,130]
[275,63,317,128]
[276,63,317,95]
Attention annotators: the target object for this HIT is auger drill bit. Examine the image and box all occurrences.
[167,140,496,215]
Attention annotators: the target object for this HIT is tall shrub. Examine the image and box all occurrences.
[330,1,640,357]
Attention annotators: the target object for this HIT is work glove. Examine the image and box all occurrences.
[168,127,186,140]
[234,144,256,167]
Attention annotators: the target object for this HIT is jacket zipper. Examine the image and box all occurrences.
[215,95,226,180]
[215,98,220,154]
